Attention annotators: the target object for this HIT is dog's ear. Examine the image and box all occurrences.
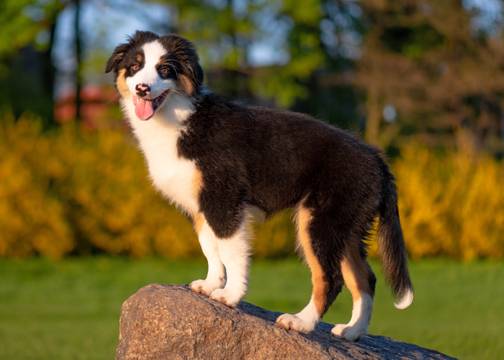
[160,34,204,96]
[106,31,159,74]
[105,42,130,74]
[179,63,204,96]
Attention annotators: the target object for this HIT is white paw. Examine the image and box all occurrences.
[209,287,244,307]
[331,323,366,341]
[276,313,316,333]
[190,278,224,296]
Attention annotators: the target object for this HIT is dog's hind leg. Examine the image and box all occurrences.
[331,243,376,341]
[190,214,226,296]
[276,204,344,333]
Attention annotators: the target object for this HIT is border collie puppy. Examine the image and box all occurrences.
[106,31,413,341]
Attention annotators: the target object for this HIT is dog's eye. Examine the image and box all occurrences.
[130,63,140,72]
[157,65,172,79]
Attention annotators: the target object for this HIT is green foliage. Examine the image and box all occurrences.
[150,0,326,107]
[381,23,444,58]
[0,0,65,124]
[3,0,504,151]
[259,0,325,106]
[0,0,63,57]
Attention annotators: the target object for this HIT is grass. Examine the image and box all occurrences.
[0,257,503,359]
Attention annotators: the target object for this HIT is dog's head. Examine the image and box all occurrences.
[105,31,203,121]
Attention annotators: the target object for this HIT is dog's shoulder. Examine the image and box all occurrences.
[179,92,377,161]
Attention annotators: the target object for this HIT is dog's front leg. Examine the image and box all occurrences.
[208,219,251,307]
[190,216,226,296]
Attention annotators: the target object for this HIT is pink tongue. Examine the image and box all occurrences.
[134,97,154,120]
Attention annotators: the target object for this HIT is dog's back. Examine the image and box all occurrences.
[107,31,413,341]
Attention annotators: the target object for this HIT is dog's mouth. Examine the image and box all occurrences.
[132,89,170,121]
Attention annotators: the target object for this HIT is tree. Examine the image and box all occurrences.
[149,0,328,107]
[355,0,504,153]
[0,0,68,126]
[74,0,83,121]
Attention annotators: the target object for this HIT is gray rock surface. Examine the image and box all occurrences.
[116,284,455,360]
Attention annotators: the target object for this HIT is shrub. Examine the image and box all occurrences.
[0,118,73,258]
[0,117,296,259]
[395,144,504,260]
[0,117,502,260]
[0,117,200,259]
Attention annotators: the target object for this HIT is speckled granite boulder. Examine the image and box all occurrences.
[116,285,454,360]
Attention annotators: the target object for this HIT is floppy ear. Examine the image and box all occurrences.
[179,63,204,96]
[193,63,204,88]
[105,43,130,73]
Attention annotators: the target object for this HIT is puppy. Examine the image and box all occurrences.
[106,31,414,341]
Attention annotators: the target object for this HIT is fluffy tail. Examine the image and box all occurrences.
[377,159,414,310]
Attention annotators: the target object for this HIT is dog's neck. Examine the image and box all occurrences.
[158,92,195,126]
[120,90,200,216]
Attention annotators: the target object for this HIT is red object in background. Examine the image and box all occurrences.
[55,85,119,128]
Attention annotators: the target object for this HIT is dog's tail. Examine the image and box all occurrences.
[377,157,414,310]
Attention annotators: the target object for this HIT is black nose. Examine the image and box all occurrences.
[135,83,151,97]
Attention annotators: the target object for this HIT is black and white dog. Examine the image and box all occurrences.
[106,31,413,341]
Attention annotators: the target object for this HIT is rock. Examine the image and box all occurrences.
[116,284,454,360]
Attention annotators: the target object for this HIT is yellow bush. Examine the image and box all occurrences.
[0,118,502,260]
[0,117,295,259]
[0,117,198,258]
[0,118,73,259]
[395,144,504,260]
[254,210,295,257]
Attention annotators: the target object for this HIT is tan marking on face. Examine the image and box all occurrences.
[179,74,194,96]
[116,69,131,98]
[296,205,327,315]
[341,249,372,301]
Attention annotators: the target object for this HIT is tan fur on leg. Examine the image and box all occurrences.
[332,248,373,341]
[276,204,325,332]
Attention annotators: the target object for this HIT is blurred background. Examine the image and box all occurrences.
[0,0,503,359]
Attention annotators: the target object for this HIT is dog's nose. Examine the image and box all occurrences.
[135,83,151,97]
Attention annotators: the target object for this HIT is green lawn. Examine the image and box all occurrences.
[0,257,502,359]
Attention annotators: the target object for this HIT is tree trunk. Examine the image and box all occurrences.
[74,0,83,121]
[226,0,240,97]
[365,86,381,146]
[41,19,58,127]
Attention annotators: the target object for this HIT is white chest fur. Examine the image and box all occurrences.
[122,94,200,216]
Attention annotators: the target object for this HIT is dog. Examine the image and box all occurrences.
[106,31,413,341]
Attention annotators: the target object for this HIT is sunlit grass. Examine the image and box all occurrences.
[0,257,502,359]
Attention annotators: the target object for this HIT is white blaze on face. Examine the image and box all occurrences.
[126,40,177,120]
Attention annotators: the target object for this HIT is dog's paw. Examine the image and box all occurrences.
[331,323,366,341]
[209,287,243,307]
[276,313,316,333]
[190,278,224,296]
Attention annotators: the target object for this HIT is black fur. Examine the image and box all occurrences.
[378,162,413,300]
[178,93,412,306]
[106,31,413,313]
[179,94,382,234]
